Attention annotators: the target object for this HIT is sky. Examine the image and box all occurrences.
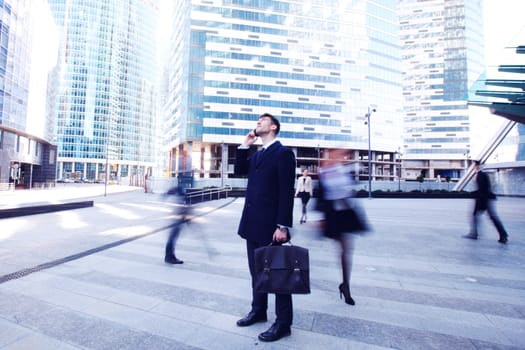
[470,0,525,162]
[483,0,525,65]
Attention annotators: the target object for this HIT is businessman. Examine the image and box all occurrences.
[463,160,508,244]
[234,113,296,342]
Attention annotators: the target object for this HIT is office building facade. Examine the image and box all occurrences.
[0,0,57,190]
[398,0,485,181]
[48,0,159,184]
[163,0,403,185]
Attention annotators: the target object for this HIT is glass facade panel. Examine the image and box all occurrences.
[48,0,159,181]
[399,0,485,180]
[164,0,403,176]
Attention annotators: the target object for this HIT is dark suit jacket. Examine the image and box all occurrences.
[234,141,296,244]
[474,170,496,210]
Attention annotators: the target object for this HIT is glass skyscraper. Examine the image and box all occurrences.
[163,0,403,184]
[398,0,485,180]
[48,0,159,184]
[0,0,57,190]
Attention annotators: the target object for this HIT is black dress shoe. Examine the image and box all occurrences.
[498,237,508,244]
[236,311,267,327]
[462,234,477,240]
[164,255,183,264]
[258,323,291,342]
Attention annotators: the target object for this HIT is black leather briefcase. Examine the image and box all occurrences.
[254,243,310,294]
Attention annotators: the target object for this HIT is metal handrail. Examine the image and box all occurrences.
[185,186,232,204]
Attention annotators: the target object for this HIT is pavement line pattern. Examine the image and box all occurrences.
[0,194,523,349]
[0,198,237,285]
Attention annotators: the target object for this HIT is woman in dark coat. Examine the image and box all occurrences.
[316,149,368,305]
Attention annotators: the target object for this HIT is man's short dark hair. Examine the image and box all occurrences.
[260,113,280,135]
[474,160,481,166]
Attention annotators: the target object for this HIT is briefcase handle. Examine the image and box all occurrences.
[269,239,293,247]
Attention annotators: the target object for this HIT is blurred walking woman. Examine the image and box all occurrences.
[295,169,313,223]
[316,149,369,305]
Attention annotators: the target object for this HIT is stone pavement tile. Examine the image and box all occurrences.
[295,290,514,346]
[150,299,386,350]
[70,269,251,319]
[0,319,34,348]
[137,334,201,350]
[4,277,265,350]
[0,290,57,323]
[355,285,525,319]
[485,314,525,348]
[400,280,525,305]
[3,274,163,314]
[1,280,115,316]
[311,313,480,350]
[0,322,81,350]
[22,307,194,350]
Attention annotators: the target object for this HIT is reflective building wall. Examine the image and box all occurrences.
[398,0,485,181]
[0,0,58,190]
[0,1,31,132]
[48,0,159,184]
[164,0,403,182]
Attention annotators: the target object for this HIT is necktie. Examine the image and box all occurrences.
[256,148,264,166]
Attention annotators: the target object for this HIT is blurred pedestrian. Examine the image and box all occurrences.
[234,113,296,342]
[463,160,508,244]
[164,186,191,264]
[316,148,369,306]
[295,169,313,223]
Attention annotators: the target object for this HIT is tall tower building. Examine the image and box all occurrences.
[163,0,403,185]
[48,0,159,184]
[0,0,58,190]
[398,0,485,180]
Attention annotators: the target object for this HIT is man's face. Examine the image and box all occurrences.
[255,116,276,136]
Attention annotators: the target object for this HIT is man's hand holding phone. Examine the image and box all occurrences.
[242,128,259,147]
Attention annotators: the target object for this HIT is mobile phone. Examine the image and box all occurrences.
[253,128,259,137]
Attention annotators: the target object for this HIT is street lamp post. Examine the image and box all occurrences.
[365,106,376,199]
[317,144,320,170]
[396,148,403,192]
[221,141,224,188]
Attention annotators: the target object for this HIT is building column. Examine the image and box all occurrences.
[58,162,63,180]
[221,143,228,181]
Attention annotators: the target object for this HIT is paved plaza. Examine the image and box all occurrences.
[0,185,524,349]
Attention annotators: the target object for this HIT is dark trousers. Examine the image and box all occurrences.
[246,240,293,326]
[165,221,182,258]
[471,200,507,239]
[299,192,310,218]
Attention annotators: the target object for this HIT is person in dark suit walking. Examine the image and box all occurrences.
[234,113,296,342]
[164,186,190,264]
[463,160,508,244]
